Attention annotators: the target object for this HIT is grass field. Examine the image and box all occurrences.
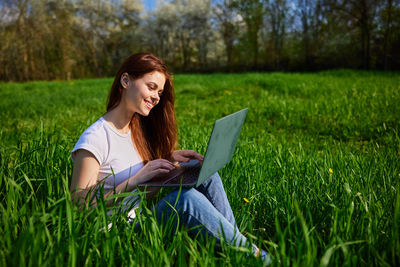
[0,70,399,266]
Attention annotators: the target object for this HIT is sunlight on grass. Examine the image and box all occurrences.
[0,70,399,266]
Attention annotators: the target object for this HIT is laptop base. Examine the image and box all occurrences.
[138,160,201,187]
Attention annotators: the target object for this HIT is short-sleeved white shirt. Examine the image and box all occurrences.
[71,116,144,215]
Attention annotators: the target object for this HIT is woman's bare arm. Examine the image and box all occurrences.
[70,149,101,206]
[70,149,176,208]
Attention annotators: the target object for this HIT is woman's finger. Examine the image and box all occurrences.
[178,155,191,162]
[179,150,204,160]
[148,160,175,170]
[194,152,204,161]
[152,158,173,164]
[186,150,204,161]
[149,159,174,166]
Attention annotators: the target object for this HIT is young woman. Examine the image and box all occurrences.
[70,53,270,263]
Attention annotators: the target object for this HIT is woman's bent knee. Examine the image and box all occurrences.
[157,189,208,216]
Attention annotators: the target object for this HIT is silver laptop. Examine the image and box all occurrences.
[138,108,248,187]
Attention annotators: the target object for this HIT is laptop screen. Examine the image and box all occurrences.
[196,108,248,186]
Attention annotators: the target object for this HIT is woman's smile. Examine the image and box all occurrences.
[144,99,154,110]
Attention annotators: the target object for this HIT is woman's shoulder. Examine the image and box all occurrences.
[74,117,109,144]
[71,117,109,162]
[81,117,108,137]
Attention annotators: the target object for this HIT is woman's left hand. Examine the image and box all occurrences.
[170,150,204,164]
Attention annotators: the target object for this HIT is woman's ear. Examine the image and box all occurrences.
[120,73,129,88]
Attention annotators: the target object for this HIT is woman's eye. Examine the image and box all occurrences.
[147,83,157,90]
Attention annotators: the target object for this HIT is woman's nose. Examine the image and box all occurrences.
[151,93,160,104]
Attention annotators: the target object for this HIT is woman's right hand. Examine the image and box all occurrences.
[131,159,176,185]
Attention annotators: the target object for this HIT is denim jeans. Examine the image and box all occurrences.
[152,172,269,261]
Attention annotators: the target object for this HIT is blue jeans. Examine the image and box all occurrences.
[152,172,264,258]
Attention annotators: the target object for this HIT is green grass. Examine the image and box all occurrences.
[0,70,399,266]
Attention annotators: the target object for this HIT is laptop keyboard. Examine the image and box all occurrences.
[165,166,201,185]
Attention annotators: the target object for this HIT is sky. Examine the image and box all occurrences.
[143,0,156,11]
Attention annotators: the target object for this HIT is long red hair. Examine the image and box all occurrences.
[106,53,177,162]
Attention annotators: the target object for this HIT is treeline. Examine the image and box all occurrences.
[1,0,399,82]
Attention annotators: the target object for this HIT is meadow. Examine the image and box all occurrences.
[0,70,399,266]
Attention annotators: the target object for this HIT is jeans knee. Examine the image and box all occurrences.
[177,188,204,211]
[155,188,206,226]
[201,172,223,189]
[210,172,221,181]
[158,188,202,214]
[212,172,223,184]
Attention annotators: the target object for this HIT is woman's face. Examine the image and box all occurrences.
[122,71,166,116]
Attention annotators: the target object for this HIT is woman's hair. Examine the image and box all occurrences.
[106,53,177,162]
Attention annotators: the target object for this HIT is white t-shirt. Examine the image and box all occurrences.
[71,116,144,217]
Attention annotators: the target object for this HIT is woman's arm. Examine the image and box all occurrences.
[70,149,102,206]
[70,149,176,208]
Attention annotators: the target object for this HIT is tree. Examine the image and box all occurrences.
[293,0,330,70]
[140,1,180,64]
[266,0,290,69]
[233,0,266,68]
[214,0,240,69]
[328,0,380,69]
[174,0,212,70]
[141,0,213,71]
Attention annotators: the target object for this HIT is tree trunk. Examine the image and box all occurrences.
[360,0,371,69]
[383,0,393,70]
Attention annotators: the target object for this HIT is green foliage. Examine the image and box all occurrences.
[2,0,400,82]
[0,71,399,266]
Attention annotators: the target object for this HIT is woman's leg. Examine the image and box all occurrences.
[195,172,237,227]
[154,188,258,253]
[195,173,271,264]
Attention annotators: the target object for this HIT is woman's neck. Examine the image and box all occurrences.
[103,104,134,134]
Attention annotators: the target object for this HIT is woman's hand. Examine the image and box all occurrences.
[170,150,204,164]
[131,159,176,185]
